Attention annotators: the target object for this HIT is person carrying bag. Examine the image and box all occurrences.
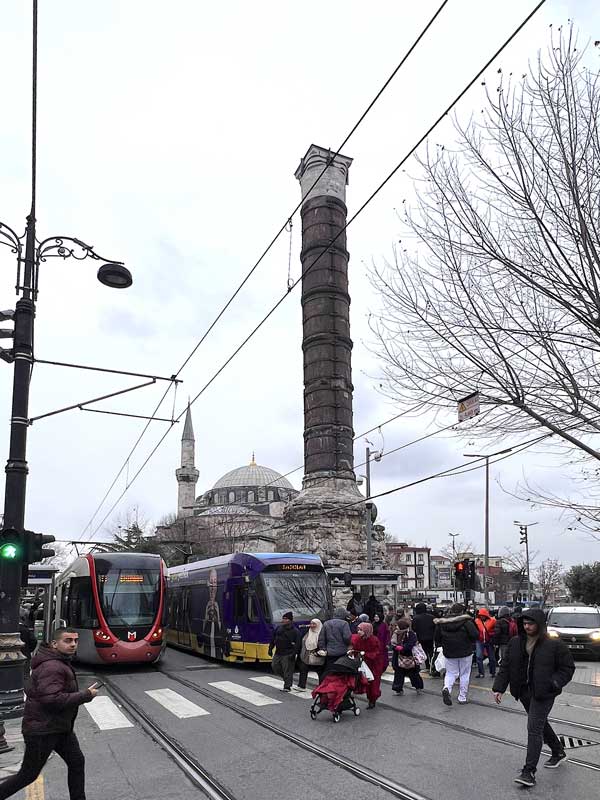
[295,619,326,690]
[391,619,424,696]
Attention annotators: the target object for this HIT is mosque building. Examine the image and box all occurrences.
[155,405,299,557]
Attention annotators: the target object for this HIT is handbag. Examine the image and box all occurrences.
[397,653,416,670]
[412,642,427,666]
[358,661,374,681]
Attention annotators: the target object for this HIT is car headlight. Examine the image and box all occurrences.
[547,630,559,638]
[590,631,600,641]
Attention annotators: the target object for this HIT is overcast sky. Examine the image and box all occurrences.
[1,0,598,569]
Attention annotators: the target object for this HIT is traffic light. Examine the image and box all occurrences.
[468,560,477,590]
[454,559,467,590]
[519,525,527,545]
[24,530,56,564]
[0,528,24,562]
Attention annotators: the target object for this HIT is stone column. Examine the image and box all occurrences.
[280,144,377,568]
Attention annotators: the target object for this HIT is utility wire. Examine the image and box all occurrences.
[79,0,451,538]
[84,0,547,540]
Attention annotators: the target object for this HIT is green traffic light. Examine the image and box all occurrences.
[0,542,20,560]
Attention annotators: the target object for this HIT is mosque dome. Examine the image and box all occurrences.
[212,458,293,491]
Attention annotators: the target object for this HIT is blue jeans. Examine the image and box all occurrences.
[475,640,496,676]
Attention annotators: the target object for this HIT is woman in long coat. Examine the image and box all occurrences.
[350,622,385,709]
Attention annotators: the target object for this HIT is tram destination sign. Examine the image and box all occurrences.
[457,391,480,423]
[265,563,323,572]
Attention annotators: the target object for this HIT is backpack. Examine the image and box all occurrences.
[508,618,518,638]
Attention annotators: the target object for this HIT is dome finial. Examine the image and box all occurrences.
[250,451,256,466]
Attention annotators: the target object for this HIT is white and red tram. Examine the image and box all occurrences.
[54,552,166,664]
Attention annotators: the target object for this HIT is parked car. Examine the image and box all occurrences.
[546,605,600,659]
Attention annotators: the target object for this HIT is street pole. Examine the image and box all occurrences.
[365,446,373,571]
[524,526,531,602]
[484,456,490,606]
[449,532,459,602]
[0,2,38,722]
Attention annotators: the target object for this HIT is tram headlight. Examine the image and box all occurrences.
[151,627,163,640]
[94,629,112,642]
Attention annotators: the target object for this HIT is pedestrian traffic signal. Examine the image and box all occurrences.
[24,530,56,564]
[454,559,467,590]
[0,528,23,561]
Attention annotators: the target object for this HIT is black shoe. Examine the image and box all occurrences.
[393,690,404,696]
[442,688,452,706]
[514,769,536,787]
[475,674,484,679]
[367,701,376,709]
[544,752,566,769]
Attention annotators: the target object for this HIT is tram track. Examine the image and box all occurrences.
[152,668,432,800]
[101,675,236,800]
[159,667,600,776]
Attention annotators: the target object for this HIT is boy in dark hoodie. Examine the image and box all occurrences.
[493,608,575,787]
[434,602,479,705]
[0,628,98,800]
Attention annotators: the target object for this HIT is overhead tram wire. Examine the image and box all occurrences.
[85,0,548,541]
[79,0,452,539]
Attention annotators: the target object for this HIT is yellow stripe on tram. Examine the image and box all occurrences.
[26,774,44,800]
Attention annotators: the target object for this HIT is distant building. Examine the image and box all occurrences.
[158,405,299,557]
[430,555,452,588]
[386,543,431,593]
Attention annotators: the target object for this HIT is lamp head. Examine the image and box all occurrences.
[97,262,132,289]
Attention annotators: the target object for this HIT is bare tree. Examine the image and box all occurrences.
[439,540,474,561]
[370,29,600,473]
[501,546,539,600]
[535,558,564,606]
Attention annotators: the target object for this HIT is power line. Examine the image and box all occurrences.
[84,0,548,540]
[79,0,451,538]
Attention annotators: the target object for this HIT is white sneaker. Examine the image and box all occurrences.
[457,697,468,704]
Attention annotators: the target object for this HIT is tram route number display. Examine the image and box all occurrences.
[280,564,307,571]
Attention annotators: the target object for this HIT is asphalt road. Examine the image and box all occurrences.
[2,648,599,800]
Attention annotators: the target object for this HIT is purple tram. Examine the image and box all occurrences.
[166,552,332,662]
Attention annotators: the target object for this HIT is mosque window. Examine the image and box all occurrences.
[267,490,274,501]
[228,491,235,503]
[248,490,255,503]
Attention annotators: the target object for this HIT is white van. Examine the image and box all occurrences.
[546,605,600,659]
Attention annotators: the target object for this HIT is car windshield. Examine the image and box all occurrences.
[260,571,330,621]
[547,612,600,628]
[96,568,161,627]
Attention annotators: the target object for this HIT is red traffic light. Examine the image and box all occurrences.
[456,562,465,570]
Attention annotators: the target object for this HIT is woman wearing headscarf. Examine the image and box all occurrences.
[350,622,384,709]
[391,618,424,696]
[296,619,326,690]
[373,613,391,677]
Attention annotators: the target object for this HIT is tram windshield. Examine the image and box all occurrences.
[261,570,330,621]
[96,567,161,627]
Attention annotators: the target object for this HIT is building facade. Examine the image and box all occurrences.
[386,543,431,593]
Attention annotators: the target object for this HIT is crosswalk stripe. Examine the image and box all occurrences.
[382,673,393,682]
[83,696,134,730]
[146,688,210,718]
[25,774,44,800]
[251,676,313,699]
[209,680,281,706]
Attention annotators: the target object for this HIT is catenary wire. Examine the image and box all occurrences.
[79,0,451,539]
[84,0,548,541]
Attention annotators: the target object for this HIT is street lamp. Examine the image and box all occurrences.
[514,521,538,603]
[463,447,514,605]
[0,0,132,721]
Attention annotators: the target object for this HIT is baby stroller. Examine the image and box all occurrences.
[310,653,368,723]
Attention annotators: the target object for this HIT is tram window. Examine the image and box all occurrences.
[233,586,245,621]
[248,594,259,622]
[68,577,97,628]
[60,582,70,623]
[253,579,270,621]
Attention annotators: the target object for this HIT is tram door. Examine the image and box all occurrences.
[177,587,192,648]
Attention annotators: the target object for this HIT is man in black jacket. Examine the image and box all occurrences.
[268,612,301,692]
[493,608,575,787]
[411,602,435,669]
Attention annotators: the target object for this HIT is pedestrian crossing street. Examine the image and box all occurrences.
[79,673,322,732]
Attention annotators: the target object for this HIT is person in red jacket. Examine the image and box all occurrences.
[0,628,98,800]
[475,608,497,678]
[350,622,383,709]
